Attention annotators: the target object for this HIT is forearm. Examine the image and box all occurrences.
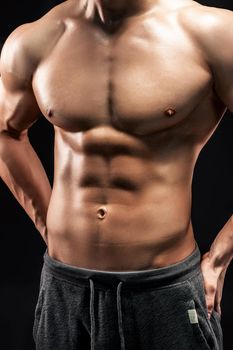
[207,215,233,269]
[0,131,52,243]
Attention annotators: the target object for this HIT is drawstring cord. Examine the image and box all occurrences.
[89,279,126,350]
[117,281,126,350]
[89,279,96,350]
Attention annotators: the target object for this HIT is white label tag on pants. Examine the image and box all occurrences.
[188,309,198,324]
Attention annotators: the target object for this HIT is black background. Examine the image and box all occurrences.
[0,1,233,349]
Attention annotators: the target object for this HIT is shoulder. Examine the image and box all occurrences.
[178,2,233,60]
[176,1,233,111]
[179,1,233,23]
[0,0,84,85]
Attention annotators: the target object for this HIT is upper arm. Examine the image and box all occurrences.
[197,8,233,112]
[0,24,41,138]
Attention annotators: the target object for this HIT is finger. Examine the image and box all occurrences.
[205,287,215,318]
[214,289,222,315]
[201,252,210,260]
[206,302,214,318]
[216,304,221,315]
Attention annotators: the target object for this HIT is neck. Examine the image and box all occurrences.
[94,0,156,22]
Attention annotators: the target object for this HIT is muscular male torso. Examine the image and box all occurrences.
[2,0,228,270]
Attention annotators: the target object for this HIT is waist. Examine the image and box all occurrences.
[43,242,201,290]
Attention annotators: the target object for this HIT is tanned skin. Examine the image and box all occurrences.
[0,0,233,319]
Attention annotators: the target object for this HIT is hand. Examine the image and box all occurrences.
[200,251,227,319]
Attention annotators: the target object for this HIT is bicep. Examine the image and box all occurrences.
[202,9,233,112]
[0,75,40,138]
[0,23,41,137]
[212,47,233,113]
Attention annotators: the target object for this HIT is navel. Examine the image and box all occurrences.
[164,108,176,117]
[97,207,107,220]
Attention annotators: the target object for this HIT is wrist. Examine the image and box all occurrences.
[207,248,231,271]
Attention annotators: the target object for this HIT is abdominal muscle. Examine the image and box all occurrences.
[46,133,198,271]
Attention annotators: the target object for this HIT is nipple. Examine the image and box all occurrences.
[164,108,176,117]
[47,109,54,118]
[97,207,107,220]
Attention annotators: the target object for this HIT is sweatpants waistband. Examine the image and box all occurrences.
[43,243,201,290]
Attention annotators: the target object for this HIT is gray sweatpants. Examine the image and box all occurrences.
[33,243,223,350]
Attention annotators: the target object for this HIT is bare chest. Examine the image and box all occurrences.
[33,18,212,135]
